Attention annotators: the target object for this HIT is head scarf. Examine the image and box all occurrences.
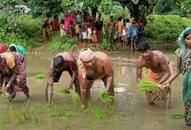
[177,27,191,57]
[9,44,26,58]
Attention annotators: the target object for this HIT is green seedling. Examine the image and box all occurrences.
[171,113,185,119]
[33,74,45,80]
[99,91,114,103]
[137,80,161,92]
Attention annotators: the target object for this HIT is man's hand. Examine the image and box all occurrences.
[161,81,171,88]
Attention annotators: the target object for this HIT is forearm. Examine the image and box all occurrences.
[6,73,16,88]
[136,68,142,83]
[158,72,170,84]
[106,75,113,91]
[69,75,75,89]
[167,69,181,84]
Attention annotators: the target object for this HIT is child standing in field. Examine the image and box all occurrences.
[122,22,127,47]
[117,17,123,43]
[82,25,87,47]
[87,24,92,44]
[130,22,138,51]
[60,19,66,37]
[75,22,80,41]
[42,14,51,42]
[92,27,97,44]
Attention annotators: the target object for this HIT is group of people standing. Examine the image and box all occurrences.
[1,27,191,127]
[42,12,147,51]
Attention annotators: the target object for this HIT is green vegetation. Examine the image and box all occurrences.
[88,106,106,120]
[57,87,70,94]
[99,91,114,103]
[2,92,12,101]
[137,80,161,92]
[0,12,41,49]
[171,113,185,119]
[32,73,46,80]
[1,0,191,51]
[43,35,77,52]
[145,15,191,44]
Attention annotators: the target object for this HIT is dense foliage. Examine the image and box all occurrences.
[0,12,41,48]
[145,15,191,44]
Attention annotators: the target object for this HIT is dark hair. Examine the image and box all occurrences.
[53,56,64,68]
[118,17,122,21]
[110,16,113,19]
[9,46,17,52]
[184,32,191,39]
[126,19,129,22]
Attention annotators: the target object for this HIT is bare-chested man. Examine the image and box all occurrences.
[45,52,80,105]
[77,48,114,109]
[136,50,172,109]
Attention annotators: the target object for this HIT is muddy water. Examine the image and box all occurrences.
[0,51,190,130]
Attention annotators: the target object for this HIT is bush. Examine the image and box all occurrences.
[0,12,41,49]
[145,15,191,44]
[44,35,78,52]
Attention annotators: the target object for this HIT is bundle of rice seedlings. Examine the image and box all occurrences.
[88,106,105,120]
[2,91,11,101]
[171,113,185,119]
[70,91,80,105]
[99,91,114,103]
[137,80,161,92]
[56,87,70,94]
[32,74,45,80]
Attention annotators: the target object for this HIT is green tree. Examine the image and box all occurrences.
[27,0,63,17]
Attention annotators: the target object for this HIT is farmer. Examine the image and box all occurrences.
[163,27,191,126]
[77,48,114,109]
[0,52,30,102]
[9,44,26,58]
[136,50,173,109]
[45,52,80,105]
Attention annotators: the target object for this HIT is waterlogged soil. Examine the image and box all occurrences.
[0,51,190,130]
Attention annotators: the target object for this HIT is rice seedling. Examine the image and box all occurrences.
[99,91,114,103]
[88,106,106,120]
[56,87,70,94]
[50,105,63,117]
[0,112,7,130]
[58,111,74,123]
[9,105,41,124]
[57,88,80,106]
[1,91,12,101]
[70,91,80,106]
[32,73,45,80]
[171,113,185,119]
[137,80,161,92]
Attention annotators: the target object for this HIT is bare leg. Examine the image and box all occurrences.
[23,87,31,105]
[80,80,92,109]
[45,83,53,106]
[164,88,172,109]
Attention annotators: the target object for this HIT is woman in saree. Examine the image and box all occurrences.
[163,27,191,127]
